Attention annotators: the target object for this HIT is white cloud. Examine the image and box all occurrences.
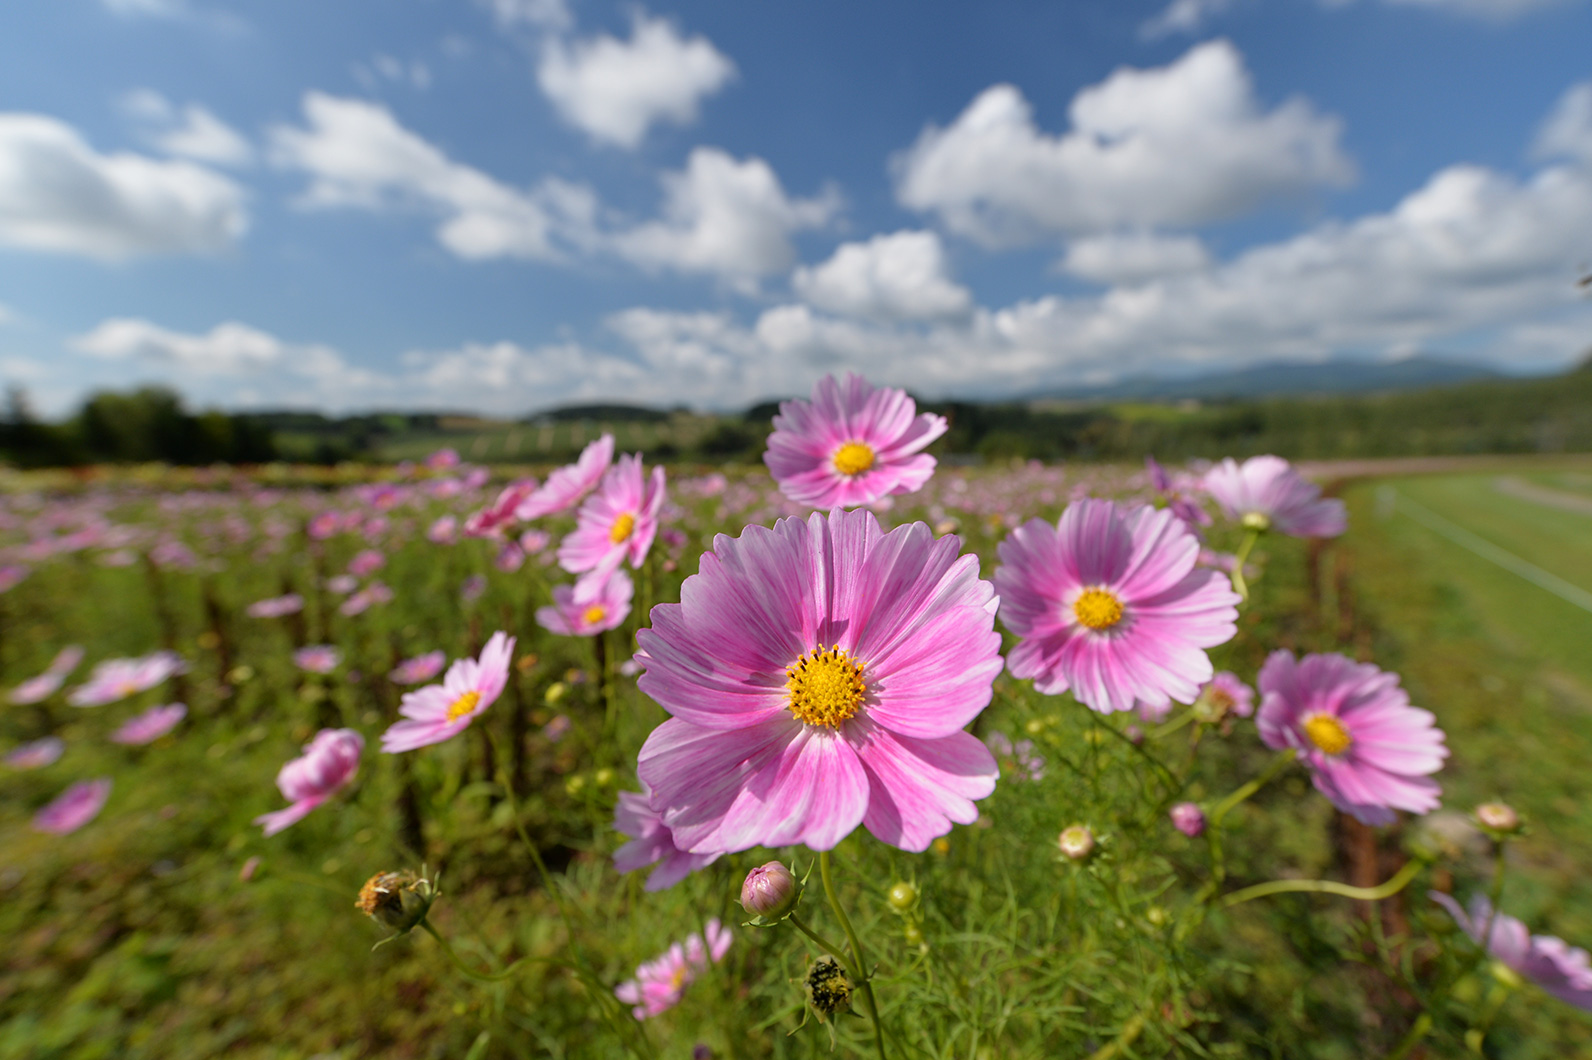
[1374,0,1578,18]
[793,230,972,320]
[0,113,247,260]
[486,0,572,31]
[120,89,253,166]
[1059,231,1212,285]
[407,340,646,411]
[73,318,362,379]
[1536,82,1592,165]
[613,147,837,284]
[894,40,1353,246]
[269,92,598,261]
[537,12,736,149]
[1140,0,1234,39]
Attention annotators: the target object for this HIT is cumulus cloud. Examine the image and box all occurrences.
[120,89,253,166]
[269,92,598,261]
[1140,0,1234,39]
[1059,231,1212,285]
[0,113,247,260]
[537,12,736,148]
[894,40,1353,246]
[73,318,366,383]
[613,147,837,284]
[1536,82,1592,165]
[793,230,972,320]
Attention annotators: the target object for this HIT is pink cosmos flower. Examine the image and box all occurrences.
[293,645,342,674]
[537,571,633,636]
[460,575,487,603]
[1203,456,1346,538]
[464,478,539,539]
[1170,801,1207,837]
[1146,455,1212,529]
[7,736,64,769]
[984,730,1046,781]
[1199,671,1255,718]
[390,650,447,685]
[348,549,385,578]
[516,434,614,521]
[763,373,948,509]
[307,512,340,540]
[1432,892,1592,1009]
[10,645,86,705]
[34,777,111,834]
[428,516,458,544]
[325,574,358,595]
[68,651,187,707]
[426,447,460,470]
[558,454,666,601]
[254,728,364,836]
[1257,651,1447,826]
[613,784,721,891]
[0,564,29,592]
[380,632,515,752]
[246,593,304,618]
[635,507,1003,855]
[111,703,188,745]
[614,919,733,1020]
[519,529,550,554]
[993,500,1241,715]
[495,541,526,572]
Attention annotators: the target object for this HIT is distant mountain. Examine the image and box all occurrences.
[1033,356,1508,403]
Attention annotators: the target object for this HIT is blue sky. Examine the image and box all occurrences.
[1,0,1590,416]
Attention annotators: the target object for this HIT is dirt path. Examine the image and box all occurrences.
[1493,475,1592,516]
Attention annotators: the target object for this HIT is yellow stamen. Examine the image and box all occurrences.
[786,645,867,728]
[445,690,482,722]
[1303,714,1351,755]
[832,442,875,477]
[1073,588,1125,631]
[582,605,606,626]
[609,512,636,544]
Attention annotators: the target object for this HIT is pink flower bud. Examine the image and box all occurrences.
[1475,802,1520,834]
[1170,802,1206,837]
[740,861,798,919]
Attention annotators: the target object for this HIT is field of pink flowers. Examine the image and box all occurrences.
[2,376,1589,1059]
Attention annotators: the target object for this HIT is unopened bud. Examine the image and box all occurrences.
[356,868,437,935]
[1058,824,1095,861]
[804,954,853,1022]
[1241,511,1271,531]
[1475,802,1520,834]
[1170,802,1206,837]
[887,881,918,914]
[741,861,798,920]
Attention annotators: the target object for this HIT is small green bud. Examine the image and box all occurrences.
[1241,511,1271,531]
[887,881,918,913]
[544,682,567,705]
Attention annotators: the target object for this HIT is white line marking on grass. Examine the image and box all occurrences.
[1394,491,1592,615]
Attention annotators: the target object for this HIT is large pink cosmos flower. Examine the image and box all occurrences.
[254,728,364,836]
[537,571,633,637]
[34,777,112,834]
[112,703,188,745]
[613,785,721,891]
[1257,651,1447,826]
[615,919,733,1020]
[558,454,666,601]
[380,632,515,752]
[10,645,85,704]
[1432,892,1592,1010]
[993,500,1241,715]
[764,373,948,509]
[516,433,614,521]
[1203,455,1346,538]
[635,507,1003,854]
[68,651,187,707]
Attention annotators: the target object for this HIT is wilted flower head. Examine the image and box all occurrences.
[68,651,187,707]
[994,499,1240,715]
[112,703,187,745]
[614,919,733,1020]
[33,777,111,834]
[1257,651,1447,826]
[1432,892,1592,1010]
[356,868,438,935]
[254,728,364,836]
[380,632,515,752]
[1203,456,1347,538]
[802,954,853,1022]
[764,373,948,509]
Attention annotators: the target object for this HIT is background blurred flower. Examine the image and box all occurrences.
[6,737,64,770]
[33,778,111,834]
[1203,456,1346,537]
[516,434,614,521]
[111,703,188,745]
[537,572,633,637]
[254,729,363,836]
[381,632,515,752]
[69,651,187,707]
[1432,892,1592,1010]
[389,650,447,685]
[293,646,341,674]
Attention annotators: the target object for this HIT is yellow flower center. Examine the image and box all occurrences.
[445,690,482,723]
[786,645,867,728]
[833,442,875,477]
[1073,588,1125,631]
[609,512,636,544]
[582,605,606,626]
[1303,714,1351,756]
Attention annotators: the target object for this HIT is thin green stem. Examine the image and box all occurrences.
[1230,527,1262,602]
[1219,857,1423,908]
[789,913,849,960]
[1209,749,1296,826]
[818,850,889,1060]
[1146,708,1195,740]
[419,919,551,982]
[1383,1013,1432,1060]
[1085,1011,1147,1060]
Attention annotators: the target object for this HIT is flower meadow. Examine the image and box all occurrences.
[1,376,1590,1058]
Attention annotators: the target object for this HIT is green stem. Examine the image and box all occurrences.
[1146,708,1195,740]
[1219,857,1422,909]
[818,850,889,1060]
[1383,1013,1432,1060]
[419,919,545,982]
[1085,1011,1147,1060]
[1230,527,1262,602]
[789,912,850,960]
[1209,749,1296,826]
